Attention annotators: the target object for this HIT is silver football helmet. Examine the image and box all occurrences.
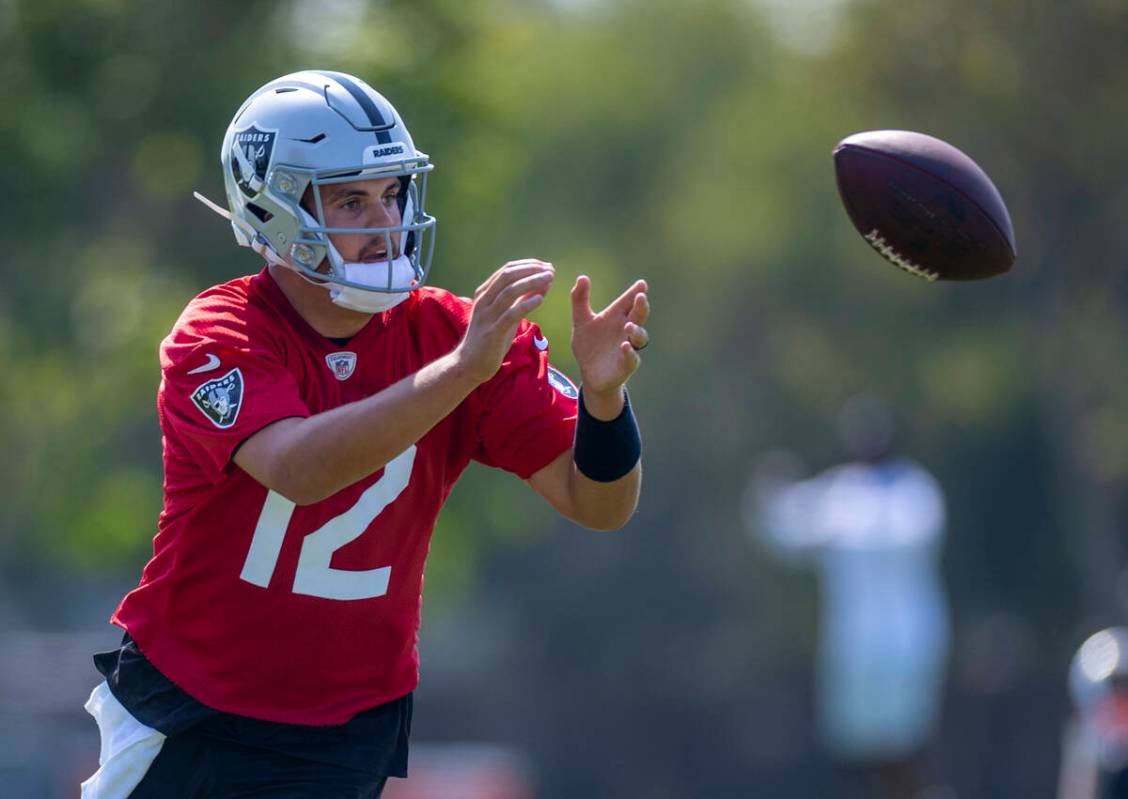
[196,70,435,298]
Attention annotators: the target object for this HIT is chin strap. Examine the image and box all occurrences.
[193,191,288,268]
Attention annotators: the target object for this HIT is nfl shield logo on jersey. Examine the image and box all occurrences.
[190,368,244,428]
[230,124,276,198]
[326,352,358,381]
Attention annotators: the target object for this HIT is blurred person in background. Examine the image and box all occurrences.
[79,70,649,798]
[744,396,952,799]
[1058,628,1128,799]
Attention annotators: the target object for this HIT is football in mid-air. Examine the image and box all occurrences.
[832,130,1016,281]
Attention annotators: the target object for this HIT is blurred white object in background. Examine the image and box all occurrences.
[750,455,949,761]
[1059,628,1128,799]
[744,396,952,799]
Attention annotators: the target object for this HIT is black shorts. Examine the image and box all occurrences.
[86,635,411,797]
[127,728,388,799]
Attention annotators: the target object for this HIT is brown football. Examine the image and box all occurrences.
[833,130,1016,281]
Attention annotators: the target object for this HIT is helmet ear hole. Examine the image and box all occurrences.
[246,203,273,223]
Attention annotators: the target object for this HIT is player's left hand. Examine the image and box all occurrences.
[570,275,649,410]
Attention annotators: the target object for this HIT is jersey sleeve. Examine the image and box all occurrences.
[472,321,578,479]
[158,293,311,484]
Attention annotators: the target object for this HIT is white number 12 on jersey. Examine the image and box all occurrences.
[239,445,416,600]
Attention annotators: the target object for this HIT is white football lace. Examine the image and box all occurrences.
[864,229,940,282]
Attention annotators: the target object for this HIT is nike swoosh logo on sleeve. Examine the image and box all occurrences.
[187,353,222,375]
[533,335,549,351]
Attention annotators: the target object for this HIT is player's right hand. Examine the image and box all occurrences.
[456,259,555,383]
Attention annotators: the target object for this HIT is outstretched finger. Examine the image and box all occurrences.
[488,272,555,316]
[571,275,595,325]
[500,292,547,329]
[620,339,642,373]
[625,322,649,352]
[477,262,553,306]
[604,279,648,318]
[627,291,649,326]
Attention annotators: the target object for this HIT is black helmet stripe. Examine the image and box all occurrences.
[317,71,393,144]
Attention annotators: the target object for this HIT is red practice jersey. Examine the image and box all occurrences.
[113,268,578,725]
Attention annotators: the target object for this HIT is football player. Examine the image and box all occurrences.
[81,70,649,799]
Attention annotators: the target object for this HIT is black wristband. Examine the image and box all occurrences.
[574,389,642,482]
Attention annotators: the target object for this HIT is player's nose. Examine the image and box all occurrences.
[368,203,401,256]
[369,198,400,227]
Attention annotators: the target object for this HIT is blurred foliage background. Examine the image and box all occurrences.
[2,0,1128,796]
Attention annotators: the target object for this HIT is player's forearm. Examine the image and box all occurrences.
[570,463,642,531]
[565,385,640,530]
[255,349,480,504]
[526,386,642,530]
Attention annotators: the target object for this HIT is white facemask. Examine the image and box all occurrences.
[328,253,417,313]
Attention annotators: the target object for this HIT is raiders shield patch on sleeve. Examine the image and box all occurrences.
[191,368,244,429]
[547,366,579,399]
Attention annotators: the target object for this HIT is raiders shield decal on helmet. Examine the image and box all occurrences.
[546,366,579,399]
[325,351,358,381]
[191,368,244,429]
[230,125,276,198]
